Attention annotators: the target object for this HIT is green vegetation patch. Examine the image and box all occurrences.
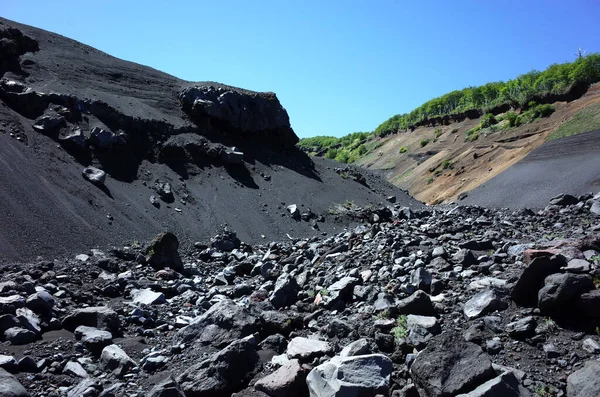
[298,132,371,164]
[375,54,600,136]
[547,101,600,141]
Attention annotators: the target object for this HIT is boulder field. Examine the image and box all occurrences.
[0,194,598,396]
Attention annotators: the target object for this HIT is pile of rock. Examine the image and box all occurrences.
[0,193,599,396]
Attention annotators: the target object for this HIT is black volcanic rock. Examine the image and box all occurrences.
[179,85,298,147]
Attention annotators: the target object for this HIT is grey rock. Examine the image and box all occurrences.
[0,295,25,315]
[131,288,166,305]
[287,337,333,361]
[58,128,86,148]
[577,289,600,318]
[82,166,106,185]
[582,338,600,354]
[506,316,537,338]
[0,355,17,372]
[511,255,565,306]
[550,194,579,206]
[146,232,184,272]
[0,315,19,334]
[327,277,359,304]
[455,371,531,397]
[177,335,260,396]
[32,113,64,132]
[565,259,591,274]
[100,344,137,377]
[173,298,258,348]
[411,332,496,397]
[397,290,436,316]
[0,368,29,397]
[306,354,392,397]
[17,357,37,373]
[221,147,244,165]
[591,200,600,215]
[178,85,297,147]
[340,339,370,357]
[63,361,88,378]
[16,308,41,334]
[67,378,100,397]
[89,126,116,149]
[567,360,600,397]
[4,327,36,345]
[410,268,432,292]
[148,376,186,397]
[406,315,441,335]
[270,274,299,309]
[62,306,120,333]
[538,273,593,315]
[373,293,395,311]
[255,359,307,397]
[25,290,55,316]
[74,326,113,351]
[463,288,508,319]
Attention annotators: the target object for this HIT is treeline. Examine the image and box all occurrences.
[297,54,600,163]
[375,54,600,136]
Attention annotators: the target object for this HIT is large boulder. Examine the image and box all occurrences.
[306,354,392,397]
[173,299,258,348]
[146,232,184,272]
[178,85,298,147]
[511,255,565,306]
[411,332,496,397]
[82,166,106,185]
[270,274,299,309]
[100,344,137,377]
[0,368,29,397]
[62,306,120,334]
[538,273,593,315]
[567,360,600,397]
[396,290,437,316]
[177,335,260,397]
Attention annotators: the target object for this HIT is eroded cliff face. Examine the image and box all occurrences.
[0,17,419,262]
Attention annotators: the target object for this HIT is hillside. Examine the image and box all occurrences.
[356,84,600,205]
[0,17,422,262]
[299,55,600,205]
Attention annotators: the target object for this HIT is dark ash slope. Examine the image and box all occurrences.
[461,129,600,209]
[0,17,422,262]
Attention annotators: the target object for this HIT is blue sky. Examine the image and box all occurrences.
[4,1,600,138]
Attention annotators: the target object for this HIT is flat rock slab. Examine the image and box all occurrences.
[131,288,166,305]
[306,354,392,397]
[456,371,531,397]
[287,337,333,361]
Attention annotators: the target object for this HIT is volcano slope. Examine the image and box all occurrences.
[461,129,600,209]
[0,17,421,262]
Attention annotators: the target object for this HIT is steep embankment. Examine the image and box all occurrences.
[0,17,422,262]
[299,55,600,206]
[356,84,600,205]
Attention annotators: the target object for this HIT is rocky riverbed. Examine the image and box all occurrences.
[0,192,599,396]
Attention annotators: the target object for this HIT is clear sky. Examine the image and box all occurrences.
[3,1,600,138]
